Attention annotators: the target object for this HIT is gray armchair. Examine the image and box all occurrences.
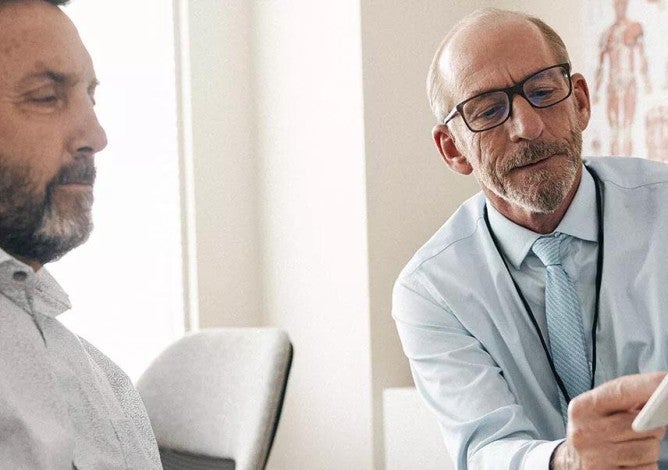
[136,328,293,470]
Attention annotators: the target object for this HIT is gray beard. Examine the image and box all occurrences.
[0,157,95,265]
[481,129,583,213]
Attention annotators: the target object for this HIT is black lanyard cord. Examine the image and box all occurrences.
[483,165,604,404]
[589,166,604,391]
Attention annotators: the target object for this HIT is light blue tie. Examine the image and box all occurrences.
[532,233,591,409]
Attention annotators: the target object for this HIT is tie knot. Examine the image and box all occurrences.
[532,233,565,266]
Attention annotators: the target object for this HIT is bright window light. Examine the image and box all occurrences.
[52,0,184,381]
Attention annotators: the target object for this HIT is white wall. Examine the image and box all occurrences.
[186,1,262,328]
[253,1,373,468]
[187,1,373,469]
[185,1,585,468]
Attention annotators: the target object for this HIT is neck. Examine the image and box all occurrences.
[0,244,41,272]
[12,254,41,272]
[502,207,568,234]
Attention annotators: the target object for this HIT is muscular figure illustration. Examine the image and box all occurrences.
[646,106,668,162]
[594,0,652,156]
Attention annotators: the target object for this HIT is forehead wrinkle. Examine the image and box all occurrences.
[443,58,504,106]
[0,1,96,83]
[441,19,554,105]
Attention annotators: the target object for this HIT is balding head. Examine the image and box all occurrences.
[427,8,571,123]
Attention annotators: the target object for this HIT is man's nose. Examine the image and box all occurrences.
[67,95,108,156]
[507,95,544,142]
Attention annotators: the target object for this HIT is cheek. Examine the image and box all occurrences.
[548,104,581,136]
[573,103,589,132]
[456,127,507,174]
[0,140,63,190]
[470,134,504,172]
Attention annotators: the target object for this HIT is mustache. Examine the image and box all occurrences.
[56,159,96,185]
[503,140,570,172]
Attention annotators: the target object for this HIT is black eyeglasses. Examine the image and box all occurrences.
[443,63,572,132]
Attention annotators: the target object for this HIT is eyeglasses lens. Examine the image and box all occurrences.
[462,92,509,132]
[523,67,571,108]
[461,65,570,132]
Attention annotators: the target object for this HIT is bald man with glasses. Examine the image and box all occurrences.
[393,8,668,470]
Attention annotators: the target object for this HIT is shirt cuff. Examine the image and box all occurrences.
[523,439,565,470]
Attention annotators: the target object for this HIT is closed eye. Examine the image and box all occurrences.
[29,95,58,104]
[475,104,505,120]
[528,87,556,104]
[25,84,60,106]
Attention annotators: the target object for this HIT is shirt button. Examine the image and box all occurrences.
[13,271,28,282]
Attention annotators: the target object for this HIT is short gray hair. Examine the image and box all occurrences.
[427,8,570,123]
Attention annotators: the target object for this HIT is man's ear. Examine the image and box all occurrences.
[571,73,591,131]
[432,124,473,175]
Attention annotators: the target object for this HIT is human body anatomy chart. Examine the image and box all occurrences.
[585,0,668,162]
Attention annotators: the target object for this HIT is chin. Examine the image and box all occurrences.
[30,204,94,263]
[510,167,577,214]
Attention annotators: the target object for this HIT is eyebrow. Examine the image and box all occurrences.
[462,66,560,101]
[20,70,69,86]
[19,70,99,90]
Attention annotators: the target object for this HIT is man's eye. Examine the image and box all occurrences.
[482,106,503,118]
[528,88,555,103]
[472,104,505,121]
[29,95,58,104]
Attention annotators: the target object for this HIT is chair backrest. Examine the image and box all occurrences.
[136,328,293,470]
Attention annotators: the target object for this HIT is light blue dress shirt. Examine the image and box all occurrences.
[393,157,668,469]
[487,167,599,369]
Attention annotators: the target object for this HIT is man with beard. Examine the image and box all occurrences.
[393,8,668,470]
[0,0,161,468]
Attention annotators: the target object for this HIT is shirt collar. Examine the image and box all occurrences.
[0,247,71,317]
[487,164,598,269]
[0,248,14,265]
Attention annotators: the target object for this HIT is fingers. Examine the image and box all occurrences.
[568,401,666,447]
[604,412,667,443]
[573,372,666,417]
[560,374,668,469]
[564,430,663,468]
[611,438,663,467]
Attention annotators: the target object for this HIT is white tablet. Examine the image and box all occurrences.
[632,374,668,432]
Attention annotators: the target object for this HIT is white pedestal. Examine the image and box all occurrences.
[383,387,454,470]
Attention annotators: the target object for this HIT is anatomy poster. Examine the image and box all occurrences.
[584,0,668,162]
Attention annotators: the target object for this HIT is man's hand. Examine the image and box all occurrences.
[551,372,667,469]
